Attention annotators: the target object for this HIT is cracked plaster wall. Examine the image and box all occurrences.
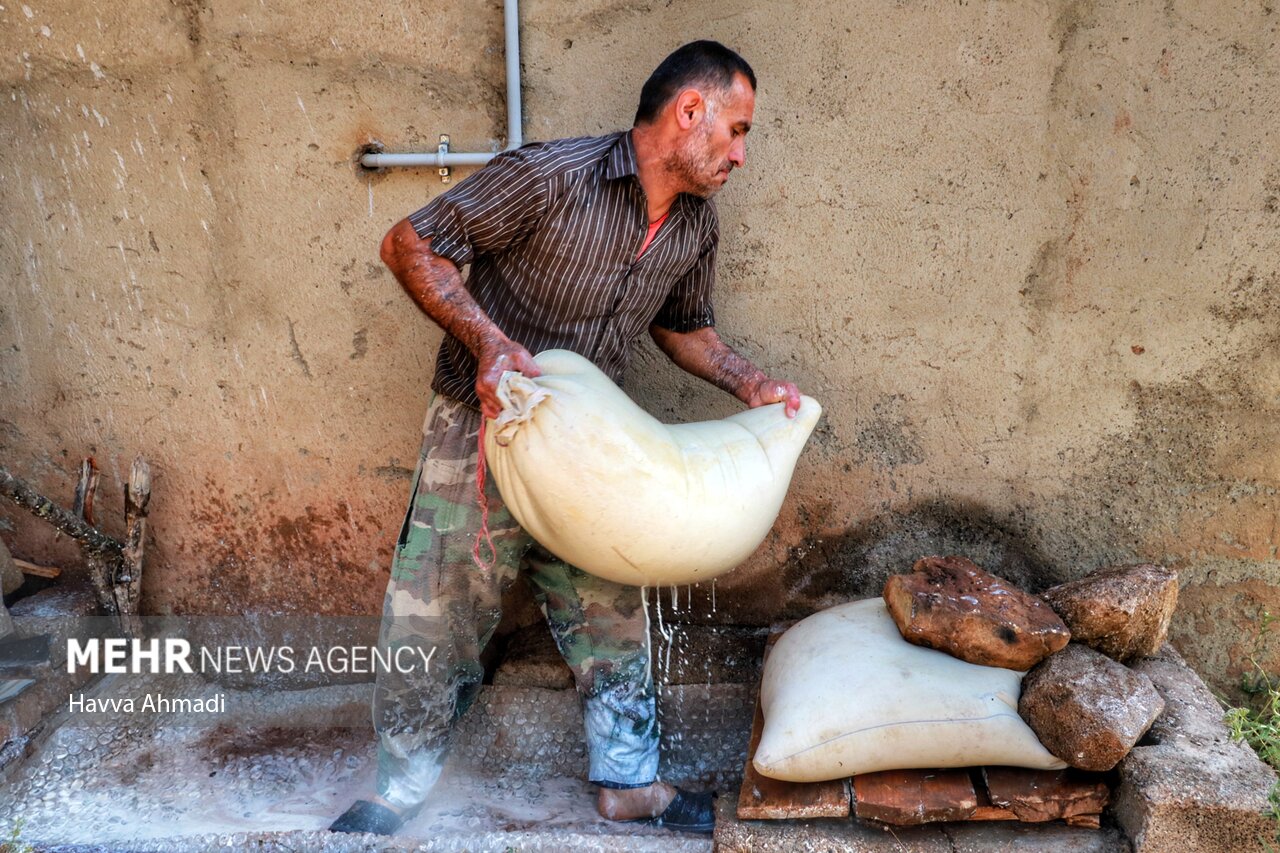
[1,0,1277,693]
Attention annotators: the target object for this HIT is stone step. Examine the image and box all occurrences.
[0,676,739,851]
[0,582,105,781]
[0,617,1270,852]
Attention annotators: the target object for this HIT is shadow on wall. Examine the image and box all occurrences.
[763,497,1071,621]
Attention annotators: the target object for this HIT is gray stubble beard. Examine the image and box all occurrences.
[662,96,728,199]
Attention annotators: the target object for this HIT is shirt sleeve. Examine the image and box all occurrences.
[652,214,717,333]
[406,147,550,269]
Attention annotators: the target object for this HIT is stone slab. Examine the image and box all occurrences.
[942,820,1130,851]
[1112,646,1276,853]
[492,623,574,689]
[8,581,105,669]
[0,581,105,778]
[717,794,956,853]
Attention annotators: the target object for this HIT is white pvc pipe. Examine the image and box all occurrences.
[362,152,497,168]
[361,0,522,170]
[504,0,523,150]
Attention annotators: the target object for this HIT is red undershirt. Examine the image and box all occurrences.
[636,212,669,260]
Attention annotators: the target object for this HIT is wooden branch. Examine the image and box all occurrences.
[12,559,61,579]
[113,457,150,639]
[0,462,150,638]
[0,467,123,562]
[73,457,99,526]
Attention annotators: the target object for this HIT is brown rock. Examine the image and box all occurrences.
[1019,643,1165,771]
[883,555,1071,670]
[1042,564,1177,662]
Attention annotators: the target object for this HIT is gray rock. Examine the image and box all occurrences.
[0,539,22,597]
[1019,643,1165,771]
[1113,645,1278,853]
[1042,563,1178,662]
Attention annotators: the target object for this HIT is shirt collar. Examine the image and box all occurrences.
[604,130,640,181]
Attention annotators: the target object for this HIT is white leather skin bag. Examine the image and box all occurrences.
[754,598,1068,782]
[483,349,822,587]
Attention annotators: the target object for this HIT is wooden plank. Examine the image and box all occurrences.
[853,768,978,825]
[970,773,1019,821]
[981,766,1110,823]
[738,632,850,820]
[13,559,61,579]
[1065,813,1102,829]
[970,806,1020,821]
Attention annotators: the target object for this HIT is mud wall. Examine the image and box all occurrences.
[2,0,1277,693]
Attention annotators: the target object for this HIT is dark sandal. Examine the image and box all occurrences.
[648,788,717,834]
[328,799,408,835]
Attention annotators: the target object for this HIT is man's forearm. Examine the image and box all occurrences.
[649,325,765,404]
[380,218,540,418]
[380,218,509,357]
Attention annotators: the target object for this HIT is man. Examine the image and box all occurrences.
[331,40,801,837]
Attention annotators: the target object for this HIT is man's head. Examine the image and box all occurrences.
[634,40,756,198]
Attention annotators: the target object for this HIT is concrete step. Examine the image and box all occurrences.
[0,623,1269,852]
[0,675,741,851]
[0,582,105,781]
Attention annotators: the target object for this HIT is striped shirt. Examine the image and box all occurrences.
[407,131,718,409]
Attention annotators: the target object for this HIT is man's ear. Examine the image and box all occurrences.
[673,88,704,130]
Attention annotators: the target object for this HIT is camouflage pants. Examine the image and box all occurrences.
[373,394,658,809]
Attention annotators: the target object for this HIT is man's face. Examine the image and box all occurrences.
[666,73,755,198]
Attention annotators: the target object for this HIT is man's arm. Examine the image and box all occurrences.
[649,324,801,417]
[380,218,539,419]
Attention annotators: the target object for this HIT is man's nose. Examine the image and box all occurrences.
[729,138,746,168]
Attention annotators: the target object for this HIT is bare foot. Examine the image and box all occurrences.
[597,781,677,821]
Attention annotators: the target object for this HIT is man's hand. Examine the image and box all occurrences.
[744,377,802,418]
[475,337,541,420]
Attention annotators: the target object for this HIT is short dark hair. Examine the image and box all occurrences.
[634,40,756,126]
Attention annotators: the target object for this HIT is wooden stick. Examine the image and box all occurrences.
[113,457,150,639]
[72,457,99,526]
[12,559,61,579]
[0,467,123,562]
